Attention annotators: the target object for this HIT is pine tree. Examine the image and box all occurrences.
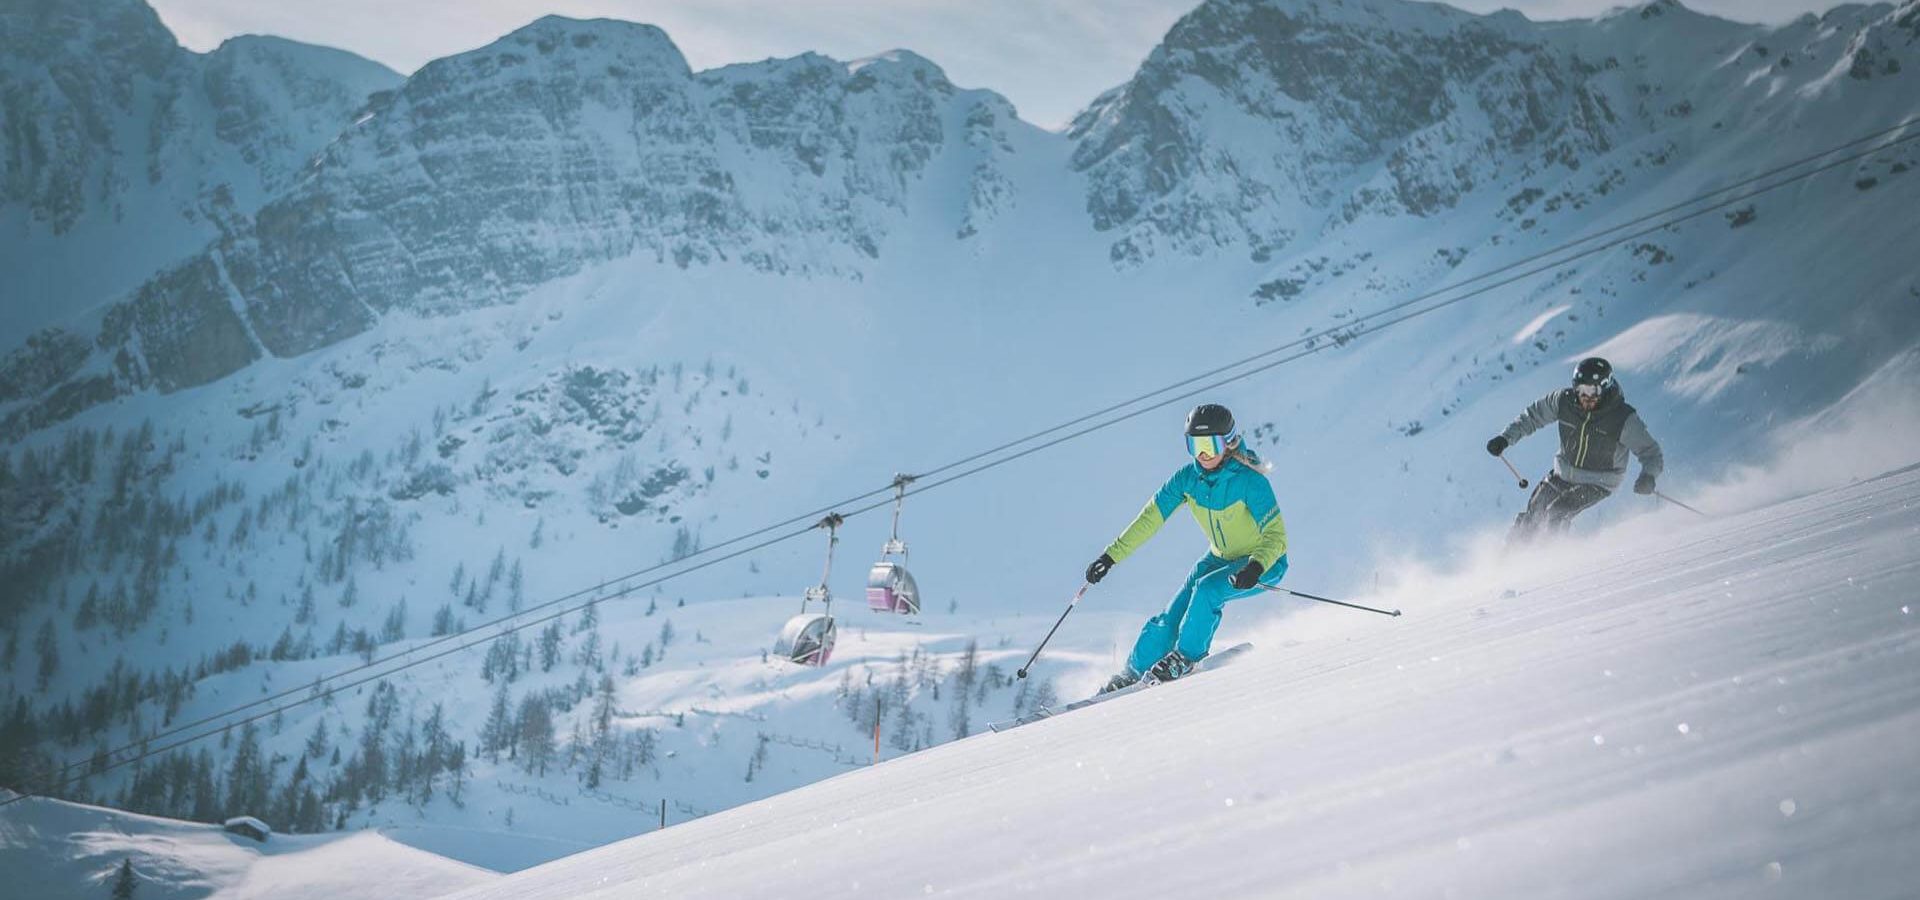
[305,718,329,759]
[585,676,616,788]
[516,696,555,776]
[538,622,563,672]
[843,679,866,727]
[890,702,916,752]
[226,722,265,816]
[951,639,979,739]
[75,582,101,630]
[380,600,407,643]
[575,627,601,673]
[481,683,513,762]
[33,619,58,690]
[508,559,525,612]
[421,703,450,804]
[1030,678,1059,712]
[278,755,310,831]
[446,742,467,807]
[358,721,387,803]
[111,858,137,900]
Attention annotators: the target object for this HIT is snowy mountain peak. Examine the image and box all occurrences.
[0,0,179,62]
[0,8,1036,432]
[488,14,690,77]
[846,48,952,85]
[1062,0,1919,266]
[1595,0,1704,23]
[1069,0,1545,262]
[1188,0,1486,32]
[0,0,401,341]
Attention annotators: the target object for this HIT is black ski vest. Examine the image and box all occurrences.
[1554,390,1636,474]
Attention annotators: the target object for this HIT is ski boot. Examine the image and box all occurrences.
[1141,649,1194,685]
[1098,668,1140,695]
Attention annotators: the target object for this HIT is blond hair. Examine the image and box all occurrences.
[1226,438,1272,474]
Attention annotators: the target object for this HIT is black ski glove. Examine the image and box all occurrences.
[1230,560,1265,590]
[1634,472,1656,495]
[1486,435,1509,456]
[1085,553,1115,585]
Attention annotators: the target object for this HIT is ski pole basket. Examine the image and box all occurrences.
[866,474,921,615]
[774,514,842,666]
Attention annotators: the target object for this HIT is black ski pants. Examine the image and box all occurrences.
[1509,473,1611,542]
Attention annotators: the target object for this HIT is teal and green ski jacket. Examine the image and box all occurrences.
[1103,451,1288,569]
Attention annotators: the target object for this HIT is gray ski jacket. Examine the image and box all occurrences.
[1500,386,1663,491]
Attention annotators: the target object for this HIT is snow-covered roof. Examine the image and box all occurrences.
[222,815,272,837]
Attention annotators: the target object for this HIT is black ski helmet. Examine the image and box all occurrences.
[1185,403,1235,438]
[1572,357,1615,391]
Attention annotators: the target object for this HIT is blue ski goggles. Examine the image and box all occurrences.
[1186,432,1234,460]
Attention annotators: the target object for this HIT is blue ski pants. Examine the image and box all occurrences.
[1126,553,1288,673]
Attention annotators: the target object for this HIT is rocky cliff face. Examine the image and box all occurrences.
[3,0,1917,440]
[0,0,400,334]
[1066,0,1916,265]
[0,15,1027,429]
[1069,0,1540,263]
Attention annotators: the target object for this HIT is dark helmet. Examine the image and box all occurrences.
[1185,403,1235,437]
[1572,357,1615,392]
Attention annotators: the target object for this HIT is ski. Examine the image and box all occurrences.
[986,643,1253,733]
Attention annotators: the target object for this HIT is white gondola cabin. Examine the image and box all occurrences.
[772,610,836,667]
[774,514,842,666]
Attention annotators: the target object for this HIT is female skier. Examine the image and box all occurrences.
[1083,403,1289,691]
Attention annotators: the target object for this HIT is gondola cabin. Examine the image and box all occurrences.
[774,513,843,667]
[866,475,922,616]
[866,559,920,615]
[773,610,836,666]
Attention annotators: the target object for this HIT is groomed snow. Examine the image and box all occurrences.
[440,464,1920,899]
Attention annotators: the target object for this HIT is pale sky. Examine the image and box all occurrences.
[148,0,1845,129]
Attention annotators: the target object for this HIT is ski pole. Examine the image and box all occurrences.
[1255,584,1401,617]
[1655,490,1709,517]
[1495,454,1529,489]
[1017,584,1089,679]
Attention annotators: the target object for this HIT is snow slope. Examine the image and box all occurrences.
[442,463,1920,898]
[0,791,494,900]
